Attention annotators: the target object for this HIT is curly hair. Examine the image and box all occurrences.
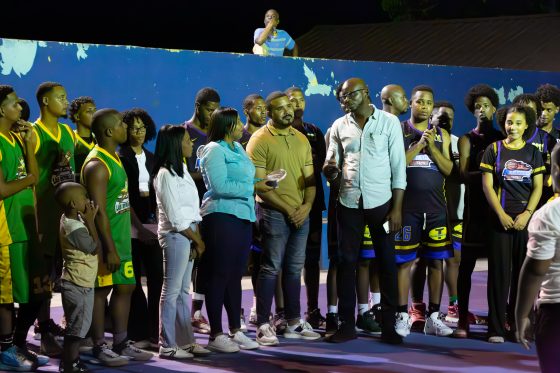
[496,104,537,141]
[464,84,499,113]
[512,93,542,118]
[68,96,95,124]
[535,83,560,107]
[121,108,157,145]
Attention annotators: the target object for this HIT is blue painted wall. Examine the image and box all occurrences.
[2,38,560,268]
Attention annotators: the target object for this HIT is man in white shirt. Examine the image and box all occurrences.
[516,143,560,373]
[323,78,407,344]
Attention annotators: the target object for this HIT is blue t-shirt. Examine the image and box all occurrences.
[253,28,295,56]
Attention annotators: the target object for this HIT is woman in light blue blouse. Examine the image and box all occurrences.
[199,107,272,353]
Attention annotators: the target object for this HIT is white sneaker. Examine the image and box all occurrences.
[240,308,248,333]
[424,312,453,337]
[395,312,412,337]
[207,334,240,353]
[283,320,321,340]
[230,331,259,350]
[159,346,193,360]
[256,323,279,346]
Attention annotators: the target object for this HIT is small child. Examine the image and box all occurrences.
[54,182,99,373]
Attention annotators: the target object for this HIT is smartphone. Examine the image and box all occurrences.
[383,221,390,234]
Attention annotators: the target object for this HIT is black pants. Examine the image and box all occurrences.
[335,200,397,331]
[201,213,251,335]
[535,303,560,373]
[127,238,163,342]
[487,217,528,337]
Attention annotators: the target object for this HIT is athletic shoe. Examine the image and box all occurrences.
[230,331,259,350]
[283,320,321,340]
[424,312,453,337]
[0,345,37,371]
[180,343,212,356]
[192,311,211,334]
[34,319,65,342]
[488,335,505,343]
[240,308,248,333]
[273,312,287,335]
[207,334,240,353]
[256,323,279,346]
[356,310,382,335]
[395,312,412,337]
[159,346,193,360]
[113,340,153,361]
[41,331,63,357]
[325,312,340,338]
[91,343,128,367]
[59,358,91,372]
[324,321,357,343]
[305,308,327,329]
[409,302,426,331]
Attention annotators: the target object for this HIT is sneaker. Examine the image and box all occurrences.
[409,303,426,331]
[305,308,327,329]
[395,312,412,337]
[324,321,357,343]
[249,308,258,326]
[273,312,287,335]
[0,345,37,371]
[78,337,94,353]
[113,340,153,361]
[158,346,193,360]
[240,308,248,333]
[488,335,505,343]
[283,320,321,340]
[424,312,453,337]
[207,334,240,353]
[59,358,91,372]
[34,319,65,342]
[356,311,382,335]
[180,343,212,356]
[41,331,63,357]
[325,312,340,338]
[92,343,128,367]
[192,311,211,334]
[256,323,279,346]
[230,331,259,350]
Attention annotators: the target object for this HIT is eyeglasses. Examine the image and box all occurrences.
[340,89,366,101]
[130,126,146,134]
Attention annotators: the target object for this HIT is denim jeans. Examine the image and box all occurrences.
[256,205,309,324]
[159,230,195,347]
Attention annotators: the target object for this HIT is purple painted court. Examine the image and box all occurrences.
[30,264,539,372]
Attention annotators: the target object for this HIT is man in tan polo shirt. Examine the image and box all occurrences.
[246,91,319,346]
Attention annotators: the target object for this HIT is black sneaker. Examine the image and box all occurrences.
[325,321,357,343]
[59,359,92,373]
[325,312,339,337]
[305,308,327,329]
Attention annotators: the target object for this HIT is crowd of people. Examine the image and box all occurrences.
[0,77,558,373]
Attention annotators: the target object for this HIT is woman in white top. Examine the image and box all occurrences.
[152,125,211,359]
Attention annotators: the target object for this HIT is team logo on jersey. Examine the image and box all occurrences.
[51,150,74,186]
[502,159,532,183]
[115,181,130,214]
[428,226,447,241]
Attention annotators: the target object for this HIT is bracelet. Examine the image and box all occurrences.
[525,208,534,215]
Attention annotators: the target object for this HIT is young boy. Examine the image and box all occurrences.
[55,182,99,373]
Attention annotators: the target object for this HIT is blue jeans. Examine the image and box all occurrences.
[158,231,195,348]
[256,205,309,325]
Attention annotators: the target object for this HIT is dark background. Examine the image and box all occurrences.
[1,0,558,55]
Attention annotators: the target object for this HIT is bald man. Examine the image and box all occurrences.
[381,85,409,116]
[324,78,406,344]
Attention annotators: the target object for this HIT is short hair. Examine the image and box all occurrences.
[464,84,499,113]
[207,107,239,143]
[121,108,157,144]
[242,94,264,112]
[265,91,287,112]
[91,108,120,139]
[512,93,542,117]
[195,87,221,105]
[36,81,63,107]
[0,85,15,107]
[284,86,303,96]
[54,182,85,208]
[433,100,455,112]
[19,99,30,121]
[411,85,434,97]
[496,104,537,141]
[152,125,186,179]
[535,83,560,106]
[68,96,95,124]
